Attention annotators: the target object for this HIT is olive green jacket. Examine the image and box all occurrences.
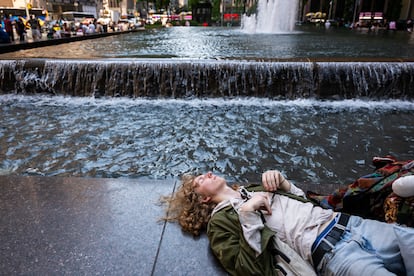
[207,205,278,275]
[206,187,317,276]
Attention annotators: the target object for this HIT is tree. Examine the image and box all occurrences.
[343,0,355,22]
[211,0,221,20]
[188,0,200,9]
[300,0,309,21]
[155,0,171,11]
[386,0,402,20]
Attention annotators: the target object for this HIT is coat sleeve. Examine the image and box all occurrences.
[239,210,265,255]
[207,209,273,276]
[289,183,306,197]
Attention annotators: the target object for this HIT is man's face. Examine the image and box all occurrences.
[193,172,227,197]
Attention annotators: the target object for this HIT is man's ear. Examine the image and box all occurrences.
[201,196,211,203]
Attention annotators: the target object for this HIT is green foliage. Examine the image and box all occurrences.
[211,0,221,20]
[188,0,199,9]
[150,0,170,11]
[144,21,163,29]
[244,2,257,16]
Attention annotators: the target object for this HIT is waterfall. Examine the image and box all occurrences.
[241,0,299,33]
[1,60,413,100]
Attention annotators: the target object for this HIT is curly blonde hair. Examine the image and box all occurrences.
[161,174,218,236]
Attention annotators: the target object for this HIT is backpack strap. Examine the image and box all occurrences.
[245,183,317,205]
[273,190,316,205]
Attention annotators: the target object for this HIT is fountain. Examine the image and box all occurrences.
[1,59,413,99]
[241,0,299,33]
[0,22,413,183]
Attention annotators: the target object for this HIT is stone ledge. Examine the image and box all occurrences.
[0,29,144,54]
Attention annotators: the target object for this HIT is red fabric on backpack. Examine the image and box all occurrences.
[307,156,414,226]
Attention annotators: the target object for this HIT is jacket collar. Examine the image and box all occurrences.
[211,187,248,216]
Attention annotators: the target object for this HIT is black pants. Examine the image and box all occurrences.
[6,31,14,41]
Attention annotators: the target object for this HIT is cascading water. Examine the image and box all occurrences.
[1,60,413,99]
[241,0,299,33]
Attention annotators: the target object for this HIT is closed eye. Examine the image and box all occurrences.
[193,175,203,188]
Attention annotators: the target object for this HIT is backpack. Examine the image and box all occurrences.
[307,157,414,227]
[270,234,316,276]
[384,192,414,227]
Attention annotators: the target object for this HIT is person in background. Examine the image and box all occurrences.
[15,17,26,41]
[87,20,95,34]
[162,169,414,275]
[61,22,71,37]
[3,14,14,42]
[0,24,11,43]
[407,19,413,33]
[52,23,62,39]
[95,19,103,33]
[389,20,397,31]
[27,15,41,41]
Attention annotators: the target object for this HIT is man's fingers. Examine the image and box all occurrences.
[262,170,280,191]
[262,196,272,214]
[262,173,270,190]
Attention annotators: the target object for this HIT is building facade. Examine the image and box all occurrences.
[1,0,413,22]
[303,0,413,22]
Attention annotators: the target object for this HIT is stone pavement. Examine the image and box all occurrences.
[0,175,339,275]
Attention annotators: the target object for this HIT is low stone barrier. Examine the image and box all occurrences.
[0,29,144,54]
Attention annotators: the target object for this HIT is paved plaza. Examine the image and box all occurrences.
[0,175,339,275]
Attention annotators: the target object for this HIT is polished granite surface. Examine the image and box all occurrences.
[0,176,226,275]
[0,175,337,275]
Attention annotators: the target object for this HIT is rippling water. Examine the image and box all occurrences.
[2,27,413,183]
[2,26,414,59]
[1,95,413,184]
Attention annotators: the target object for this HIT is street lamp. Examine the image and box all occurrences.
[24,0,31,18]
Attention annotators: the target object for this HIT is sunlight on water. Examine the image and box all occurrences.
[1,95,413,184]
[1,27,413,59]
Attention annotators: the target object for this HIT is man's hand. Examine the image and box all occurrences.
[239,192,272,215]
[262,170,291,192]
